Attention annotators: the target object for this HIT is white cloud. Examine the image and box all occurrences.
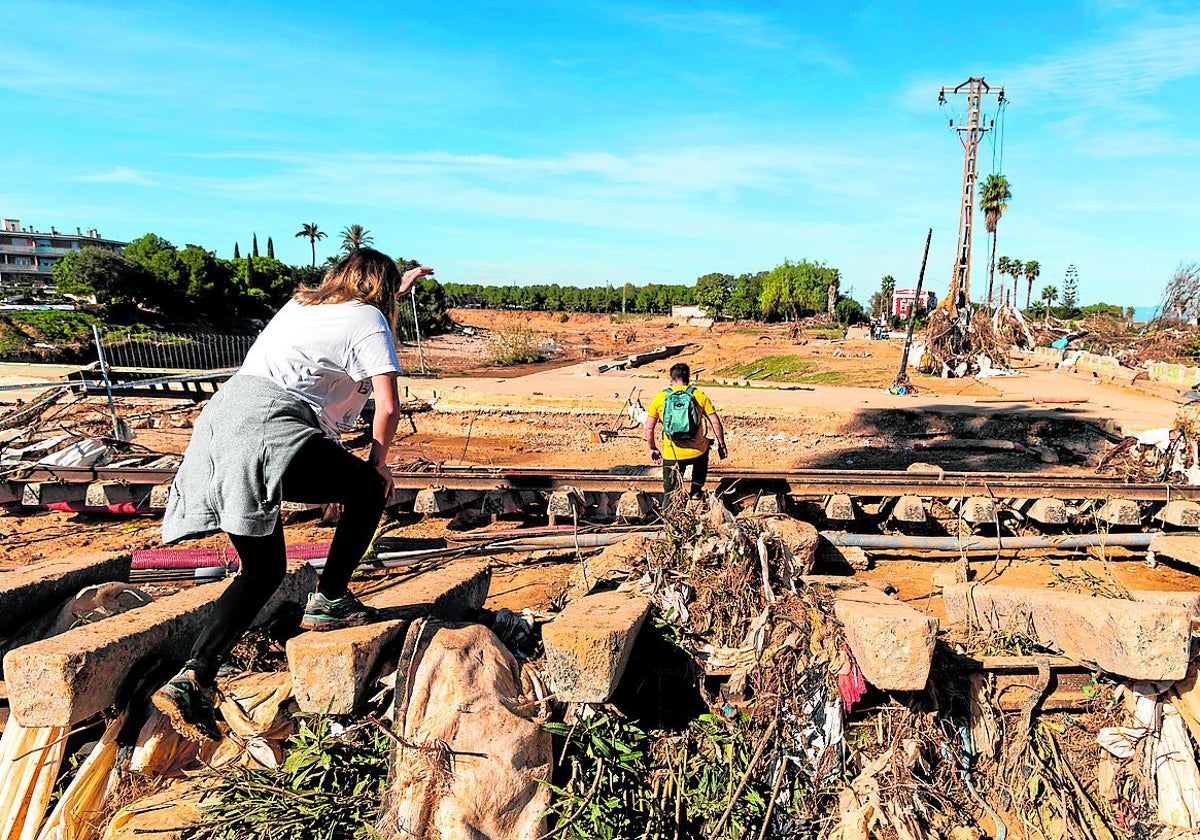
[73,167,156,187]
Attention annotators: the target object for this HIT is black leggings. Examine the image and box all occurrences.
[662,449,709,507]
[185,435,386,683]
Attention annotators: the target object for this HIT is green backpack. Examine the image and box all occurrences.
[661,386,700,444]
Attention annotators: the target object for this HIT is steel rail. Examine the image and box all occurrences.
[5,464,1196,502]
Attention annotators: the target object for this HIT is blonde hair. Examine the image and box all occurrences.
[294,248,402,328]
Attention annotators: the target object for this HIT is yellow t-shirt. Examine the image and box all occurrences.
[648,385,716,460]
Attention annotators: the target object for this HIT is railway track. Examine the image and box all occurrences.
[3,464,1198,531]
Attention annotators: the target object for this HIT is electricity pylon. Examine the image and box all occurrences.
[939,77,1004,308]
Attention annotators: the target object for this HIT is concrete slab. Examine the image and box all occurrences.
[287,561,490,714]
[942,583,1192,680]
[808,578,937,691]
[0,552,131,637]
[414,487,482,515]
[1151,533,1200,569]
[5,559,316,727]
[542,590,652,702]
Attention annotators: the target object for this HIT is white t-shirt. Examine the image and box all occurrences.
[239,299,401,438]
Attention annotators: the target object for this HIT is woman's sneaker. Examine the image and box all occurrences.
[301,591,380,631]
[151,668,222,743]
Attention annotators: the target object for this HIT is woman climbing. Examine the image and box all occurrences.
[152,247,433,741]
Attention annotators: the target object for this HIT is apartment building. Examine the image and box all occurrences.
[0,217,126,295]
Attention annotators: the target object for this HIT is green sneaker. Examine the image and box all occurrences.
[151,668,222,743]
[300,591,380,631]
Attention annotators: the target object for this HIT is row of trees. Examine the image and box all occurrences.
[51,224,449,332]
[443,282,695,314]
[443,260,863,324]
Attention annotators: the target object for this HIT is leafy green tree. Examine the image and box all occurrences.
[979,174,1012,307]
[1080,302,1126,319]
[694,273,733,318]
[178,246,239,324]
[836,297,865,324]
[727,272,766,320]
[759,259,838,322]
[295,223,327,268]
[340,224,372,253]
[52,246,157,321]
[240,256,295,307]
[1023,259,1040,310]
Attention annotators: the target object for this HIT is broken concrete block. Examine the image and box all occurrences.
[892,495,927,523]
[288,561,490,714]
[823,494,855,521]
[942,584,1192,680]
[807,577,937,691]
[1158,500,1200,528]
[542,590,652,702]
[1097,498,1141,526]
[21,482,87,507]
[5,560,316,727]
[960,497,996,525]
[85,481,136,507]
[1027,497,1068,525]
[759,516,819,573]
[1151,533,1200,570]
[616,490,652,522]
[0,552,132,637]
[753,494,787,515]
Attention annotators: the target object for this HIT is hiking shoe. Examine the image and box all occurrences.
[300,590,380,631]
[151,668,222,743]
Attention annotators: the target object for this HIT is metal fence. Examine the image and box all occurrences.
[98,329,257,371]
[96,300,426,373]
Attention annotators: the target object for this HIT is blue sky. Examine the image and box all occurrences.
[2,1,1197,308]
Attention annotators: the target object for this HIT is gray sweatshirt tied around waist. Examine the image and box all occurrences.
[162,374,324,543]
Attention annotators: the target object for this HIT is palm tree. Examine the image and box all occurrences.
[1001,257,1023,307]
[979,174,1012,309]
[1040,284,1058,324]
[1023,259,1040,310]
[340,224,373,254]
[295,223,327,268]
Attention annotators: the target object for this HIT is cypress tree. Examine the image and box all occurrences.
[267,236,275,260]
[252,233,259,258]
[233,242,241,259]
[245,254,255,290]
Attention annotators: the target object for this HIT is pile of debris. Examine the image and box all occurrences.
[918,303,1021,378]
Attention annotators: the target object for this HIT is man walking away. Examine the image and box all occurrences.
[645,362,727,508]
